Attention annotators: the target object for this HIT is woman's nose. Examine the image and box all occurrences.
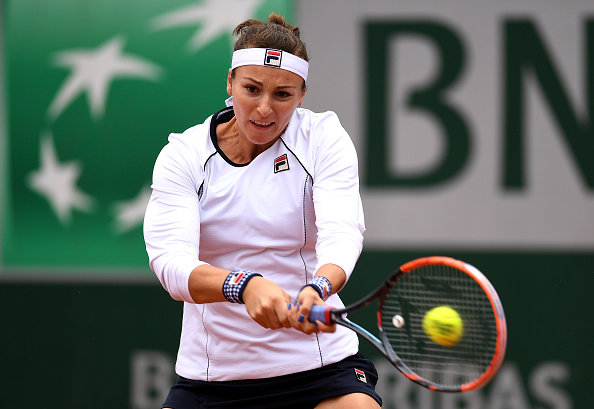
[257,96,273,117]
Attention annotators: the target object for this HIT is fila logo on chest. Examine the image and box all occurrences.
[274,154,289,173]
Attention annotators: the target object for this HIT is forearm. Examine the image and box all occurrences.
[187,264,234,303]
[188,265,293,330]
[314,263,347,296]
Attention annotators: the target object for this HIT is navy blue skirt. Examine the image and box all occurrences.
[162,353,382,409]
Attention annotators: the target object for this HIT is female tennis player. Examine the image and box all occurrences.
[144,13,381,409]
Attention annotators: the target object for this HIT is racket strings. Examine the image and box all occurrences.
[380,264,498,388]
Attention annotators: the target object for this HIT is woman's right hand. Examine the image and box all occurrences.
[242,276,293,330]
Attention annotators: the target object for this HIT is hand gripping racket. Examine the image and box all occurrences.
[309,256,507,392]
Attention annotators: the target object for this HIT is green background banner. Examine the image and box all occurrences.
[2,0,593,408]
[2,0,293,273]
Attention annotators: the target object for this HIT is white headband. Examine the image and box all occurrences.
[231,48,308,81]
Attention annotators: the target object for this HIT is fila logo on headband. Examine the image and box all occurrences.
[264,49,282,68]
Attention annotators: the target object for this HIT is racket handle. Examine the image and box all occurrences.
[287,303,334,324]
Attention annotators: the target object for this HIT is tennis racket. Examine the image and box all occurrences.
[309,256,507,393]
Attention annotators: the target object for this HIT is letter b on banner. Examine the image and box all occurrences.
[130,351,174,409]
[365,21,470,188]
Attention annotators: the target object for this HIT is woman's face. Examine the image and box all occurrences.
[227,65,305,147]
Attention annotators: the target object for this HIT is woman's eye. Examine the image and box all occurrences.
[277,91,291,98]
[246,85,258,93]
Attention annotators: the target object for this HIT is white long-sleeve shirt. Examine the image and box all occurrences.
[144,104,365,381]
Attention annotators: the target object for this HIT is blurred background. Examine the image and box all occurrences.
[1,0,593,407]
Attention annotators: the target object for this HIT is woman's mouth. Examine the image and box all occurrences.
[250,120,274,128]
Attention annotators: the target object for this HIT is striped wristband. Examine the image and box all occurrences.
[222,269,263,304]
[302,276,332,301]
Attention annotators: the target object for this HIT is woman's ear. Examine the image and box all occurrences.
[227,69,233,96]
[298,90,306,108]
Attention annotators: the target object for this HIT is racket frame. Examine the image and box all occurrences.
[314,256,507,393]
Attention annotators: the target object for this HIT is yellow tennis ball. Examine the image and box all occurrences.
[422,306,463,347]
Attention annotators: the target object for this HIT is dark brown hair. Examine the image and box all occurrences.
[233,13,309,62]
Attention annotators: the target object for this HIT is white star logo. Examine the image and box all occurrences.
[112,184,152,234]
[151,0,264,53]
[48,36,163,120]
[27,132,95,225]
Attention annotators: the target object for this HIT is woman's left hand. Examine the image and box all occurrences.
[288,286,337,334]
